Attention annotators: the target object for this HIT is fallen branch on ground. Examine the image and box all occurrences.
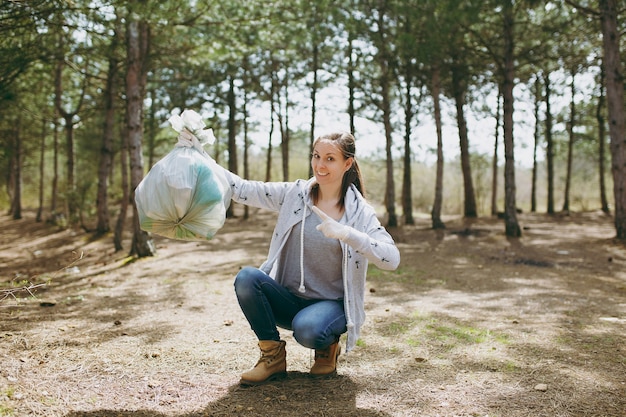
[0,282,48,302]
[0,251,84,304]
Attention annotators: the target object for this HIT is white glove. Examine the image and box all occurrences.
[312,206,351,241]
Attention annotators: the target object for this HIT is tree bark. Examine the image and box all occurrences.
[242,63,250,220]
[10,119,22,220]
[309,43,319,179]
[452,64,477,218]
[347,34,356,135]
[596,63,609,214]
[96,24,119,235]
[226,75,237,218]
[600,0,626,238]
[54,39,86,227]
[531,76,540,213]
[280,76,290,182]
[114,125,129,252]
[376,0,397,227]
[36,118,46,222]
[502,0,521,237]
[562,71,576,214]
[50,111,59,217]
[544,73,555,215]
[402,76,414,225]
[431,65,445,230]
[126,17,155,257]
[265,65,276,183]
[491,89,501,216]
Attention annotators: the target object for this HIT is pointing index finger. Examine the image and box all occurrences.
[311,205,330,221]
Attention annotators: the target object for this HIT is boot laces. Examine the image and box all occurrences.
[315,346,331,360]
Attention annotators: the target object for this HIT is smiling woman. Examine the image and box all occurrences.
[310,133,362,221]
[210,130,400,386]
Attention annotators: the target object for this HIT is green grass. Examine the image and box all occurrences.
[0,404,14,416]
[426,322,508,345]
[376,310,510,351]
[0,387,15,416]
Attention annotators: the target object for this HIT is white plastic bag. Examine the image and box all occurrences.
[135,109,233,241]
[135,146,231,241]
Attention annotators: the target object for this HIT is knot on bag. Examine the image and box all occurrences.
[168,109,216,155]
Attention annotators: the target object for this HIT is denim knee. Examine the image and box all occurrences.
[292,326,317,349]
[292,315,324,349]
[234,266,261,299]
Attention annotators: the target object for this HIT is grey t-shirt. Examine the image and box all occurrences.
[275,212,344,300]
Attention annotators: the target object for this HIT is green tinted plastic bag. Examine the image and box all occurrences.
[135,146,231,241]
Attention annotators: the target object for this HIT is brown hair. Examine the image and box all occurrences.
[311,132,365,208]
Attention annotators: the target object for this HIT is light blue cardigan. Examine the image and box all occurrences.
[220,171,400,352]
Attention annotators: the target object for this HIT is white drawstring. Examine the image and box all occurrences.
[342,242,354,330]
[298,204,307,293]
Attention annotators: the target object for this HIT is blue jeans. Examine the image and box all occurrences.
[234,266,347,349]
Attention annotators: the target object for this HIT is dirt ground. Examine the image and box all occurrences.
[0,207,625,417]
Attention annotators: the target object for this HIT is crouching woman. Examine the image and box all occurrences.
[221,132,400,385]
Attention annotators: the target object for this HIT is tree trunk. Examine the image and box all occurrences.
[226,75,237,218]
[376,1,397,228]
[347,34,356,135]
[265,65,277,182]
[114,125,129,252]
[265,107,274,182]
[531,76,540,213]
[54,40,85,227]
[502,0,521,237]
[309,43,319,179]
[96,26,119,235]
[562,71,576,214]
[50,112,59,217]
[402,76,414,225]
[280,76,290,182]
[51,42,63,221]
[491,89,501,216]
[452,65,477,218]
[597,63,609,214]
[146,88,157,169]
[62,115,76,222]
[431,65,445,230]
[600,0,626,239]
[36,118,46,222]
[544,73,555,215]
[126,17,155,257]
[242,65,250,220]
[10,120,22,220]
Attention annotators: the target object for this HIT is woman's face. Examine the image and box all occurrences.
[311,139,353,188]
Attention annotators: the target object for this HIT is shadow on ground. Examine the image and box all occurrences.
[64,373,391,417]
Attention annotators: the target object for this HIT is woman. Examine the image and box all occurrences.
[220,132,400,385]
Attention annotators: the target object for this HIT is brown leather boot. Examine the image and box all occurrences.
[240,340,287,386]
[310,340,341,376]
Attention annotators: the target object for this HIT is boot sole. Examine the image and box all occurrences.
[239,371,287,387]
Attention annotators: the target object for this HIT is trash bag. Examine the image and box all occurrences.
[135,146,231,241]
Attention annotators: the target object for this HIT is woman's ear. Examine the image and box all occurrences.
[344,157,354,172]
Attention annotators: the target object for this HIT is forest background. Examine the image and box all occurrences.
[1,2,626,416]
[0,0,625,256]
